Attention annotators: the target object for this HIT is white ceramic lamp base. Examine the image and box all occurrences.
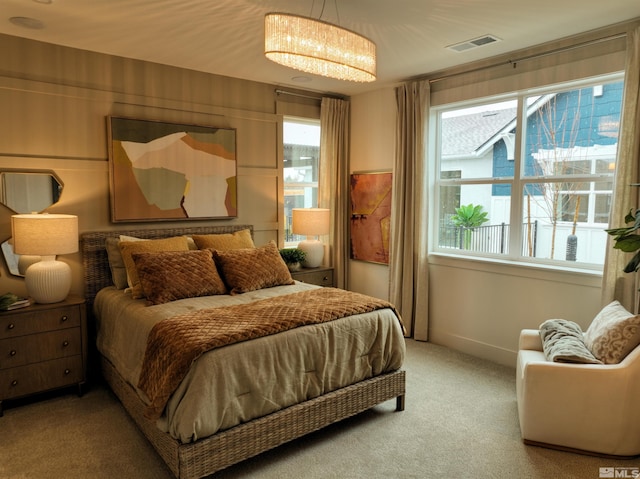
[24,256,71,303]
[18,254,42,276]
[298,239,324,268]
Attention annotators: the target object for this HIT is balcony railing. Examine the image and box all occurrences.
[439,221,538,256]
[287,214,538,257]
[285,215,306,243]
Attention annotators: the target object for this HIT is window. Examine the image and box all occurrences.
[434,76,623,268]
[283,117,320,246]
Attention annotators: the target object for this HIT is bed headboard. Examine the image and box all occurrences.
[81,224,253,308]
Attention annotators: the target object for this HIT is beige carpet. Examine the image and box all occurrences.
[0,339,637,479]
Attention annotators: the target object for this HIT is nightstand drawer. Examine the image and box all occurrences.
[0,356,83,400]
[0,305,81,339]
[291,268,334,287]
[0,296,86,415]
[0,328,82,370]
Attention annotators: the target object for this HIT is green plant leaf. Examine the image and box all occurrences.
[450,203,489,229]
[624,250,640,273]
[611,234,640,252]
[605,226,635,237]
[608,207,640,276]
[279,248,306,264]
[623,208,640,228]
[607,209,640,238]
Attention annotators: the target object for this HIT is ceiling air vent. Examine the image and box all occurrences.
[447,34,501,53]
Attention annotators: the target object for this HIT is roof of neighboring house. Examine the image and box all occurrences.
[441,107,517,157]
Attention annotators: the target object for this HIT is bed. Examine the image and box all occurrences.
[81,224,406,479]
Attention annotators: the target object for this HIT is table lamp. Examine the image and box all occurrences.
[292,208,330,268]
[11,213,78,304]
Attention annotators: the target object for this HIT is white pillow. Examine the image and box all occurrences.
[584,301,640,364]
[104,235,142,289]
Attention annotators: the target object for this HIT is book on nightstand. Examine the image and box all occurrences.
[0,293,32,311]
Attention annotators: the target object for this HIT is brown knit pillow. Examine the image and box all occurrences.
[132,249,227,305]
[192,229,254,251]
[119,236,191,299]
[213,241,294,294]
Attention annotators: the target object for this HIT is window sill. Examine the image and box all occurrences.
[428,252,603,288]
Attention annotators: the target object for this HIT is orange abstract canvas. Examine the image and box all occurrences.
[350,172,392,264]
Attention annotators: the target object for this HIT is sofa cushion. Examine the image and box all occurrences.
[539,319,602,364]
[584,300,640,364]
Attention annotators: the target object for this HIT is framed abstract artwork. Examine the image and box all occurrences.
[107,116,237,222]
[349,171,393,264]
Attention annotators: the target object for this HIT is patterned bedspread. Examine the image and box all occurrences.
[138,287,402,419]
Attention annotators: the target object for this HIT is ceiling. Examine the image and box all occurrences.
[2,0,640,97]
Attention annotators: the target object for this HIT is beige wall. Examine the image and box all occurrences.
[349,88,396,300]
[0,34,297,299]
[1,33,607,369]
[349,80,604,369]
[427,257,602,367]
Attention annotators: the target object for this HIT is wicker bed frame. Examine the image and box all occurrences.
[81,225,406,479]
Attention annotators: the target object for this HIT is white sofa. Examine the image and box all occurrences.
[516,328,640,457]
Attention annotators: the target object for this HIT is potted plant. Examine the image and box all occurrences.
[606,208,640,273]
[279,248,306,272]
[450,203,489,250]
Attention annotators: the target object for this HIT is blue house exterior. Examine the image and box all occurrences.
[492,81,623,196]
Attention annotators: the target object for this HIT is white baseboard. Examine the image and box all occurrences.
[426,329,518,369]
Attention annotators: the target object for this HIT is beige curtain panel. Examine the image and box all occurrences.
[602,25,640,313]
[319,97,350,290]
[389,80,430,339]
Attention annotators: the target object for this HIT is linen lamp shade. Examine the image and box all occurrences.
[292,208,330,268]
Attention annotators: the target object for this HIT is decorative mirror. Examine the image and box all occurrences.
[1,170,63,277]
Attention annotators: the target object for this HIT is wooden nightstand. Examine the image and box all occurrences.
[291,266,335,287]
[0,295,87,416]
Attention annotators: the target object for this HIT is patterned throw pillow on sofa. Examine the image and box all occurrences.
[584,301,640,364]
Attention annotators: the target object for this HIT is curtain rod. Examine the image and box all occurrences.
[275,89,323,100]
[275,89,346,101]
[427,31,627,84]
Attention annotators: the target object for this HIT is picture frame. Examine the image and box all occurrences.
[107,116,237,222]
[349,171,393,264]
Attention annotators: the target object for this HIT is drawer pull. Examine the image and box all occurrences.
[11,380,17,387]
[7,323,15,330]
[64,369,71,375]
[323,276,329,281]
[61,315,68,322]
[62,340,69,348]
[9,349,16,356]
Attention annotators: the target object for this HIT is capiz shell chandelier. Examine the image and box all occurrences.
[264,13,376,83]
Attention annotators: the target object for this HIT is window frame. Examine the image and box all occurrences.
[431,73,623,271]
[283,116,321,248]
